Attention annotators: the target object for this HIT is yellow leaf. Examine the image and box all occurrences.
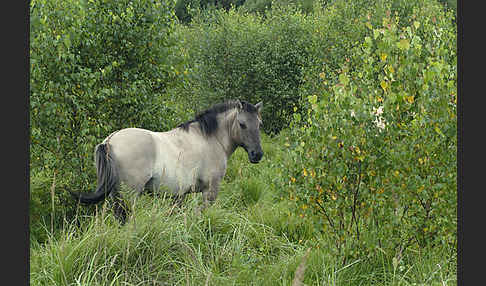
[380,53,387,62]
[380,81,388,92]
[434,126,445,137]
[405,95,415,104]
[310,169,316,178]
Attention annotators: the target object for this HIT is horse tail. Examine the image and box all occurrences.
[71,143,119,204]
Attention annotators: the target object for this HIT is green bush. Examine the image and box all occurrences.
[175,0,246,23]
[283,0,456,260]
[30,0,179,241]
[174,6,319,134]
[30,0,178,169]
[240,0,320,15]
[172,0,392,134]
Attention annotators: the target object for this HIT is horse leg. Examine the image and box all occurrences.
[173,193,186,207]
[111,191,129,225]
[110,181,145,225]
[196,180,220,215]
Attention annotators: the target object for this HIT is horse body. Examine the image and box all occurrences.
[72,100,263,223]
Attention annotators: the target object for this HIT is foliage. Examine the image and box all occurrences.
[283,0,456,262]
[240,0,320,15]
[175,0,246,23]
[173,6,310,134]
[172,0,397,134]
[30,0,177,169]
[30,0,179,239]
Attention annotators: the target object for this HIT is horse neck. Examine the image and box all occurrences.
[213,109,239,159]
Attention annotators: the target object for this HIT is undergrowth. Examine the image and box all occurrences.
[30,135,456,285]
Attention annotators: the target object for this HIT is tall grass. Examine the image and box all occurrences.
[30,135,456,285]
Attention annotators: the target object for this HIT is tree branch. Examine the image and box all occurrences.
[315,199,336,233]
[351,161,362,240]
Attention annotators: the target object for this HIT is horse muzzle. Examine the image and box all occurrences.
[249,149,264,163]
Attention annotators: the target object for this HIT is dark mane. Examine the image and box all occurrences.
[178,100,257,136]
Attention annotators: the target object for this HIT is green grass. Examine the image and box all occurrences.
[30,134,456,285]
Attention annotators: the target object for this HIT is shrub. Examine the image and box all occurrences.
[175,6,322,134]
[30,0,178,240]
[175,0,246,23]
[283,0,456,260]
[173,0,389,134]
[240,0,319,15]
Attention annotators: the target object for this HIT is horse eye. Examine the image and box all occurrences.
[239,122,247,129]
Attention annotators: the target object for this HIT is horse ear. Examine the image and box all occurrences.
[236,100,243,110]
[255,102,263,114]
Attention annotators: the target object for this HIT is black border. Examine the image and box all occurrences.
[6,1,29,285]
[456,0,463,285]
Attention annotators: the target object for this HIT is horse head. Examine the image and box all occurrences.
[233,100,264,163]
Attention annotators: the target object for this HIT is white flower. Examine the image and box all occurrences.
[350,110,356,118]
[373,106,384,116]
[371,105,386,131]
[374,117,386,130]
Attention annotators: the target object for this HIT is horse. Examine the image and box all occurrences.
[71,99,264,223]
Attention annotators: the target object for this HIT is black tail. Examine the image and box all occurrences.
[70,143,119,204]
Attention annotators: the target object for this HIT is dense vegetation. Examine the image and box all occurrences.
[30,0,457,284]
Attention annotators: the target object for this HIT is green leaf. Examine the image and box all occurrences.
[308,94,318,105]
[63,35,71,49]
[373,29,380,40]
[364,36,372,48]
[293,113,301,123]
[397,39,410,51]
[339,73,349,86]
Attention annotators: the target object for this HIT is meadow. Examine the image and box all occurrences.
[30,0,457,284]
[30,134,456,285]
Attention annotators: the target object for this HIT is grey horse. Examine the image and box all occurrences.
[71,100,264,223]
